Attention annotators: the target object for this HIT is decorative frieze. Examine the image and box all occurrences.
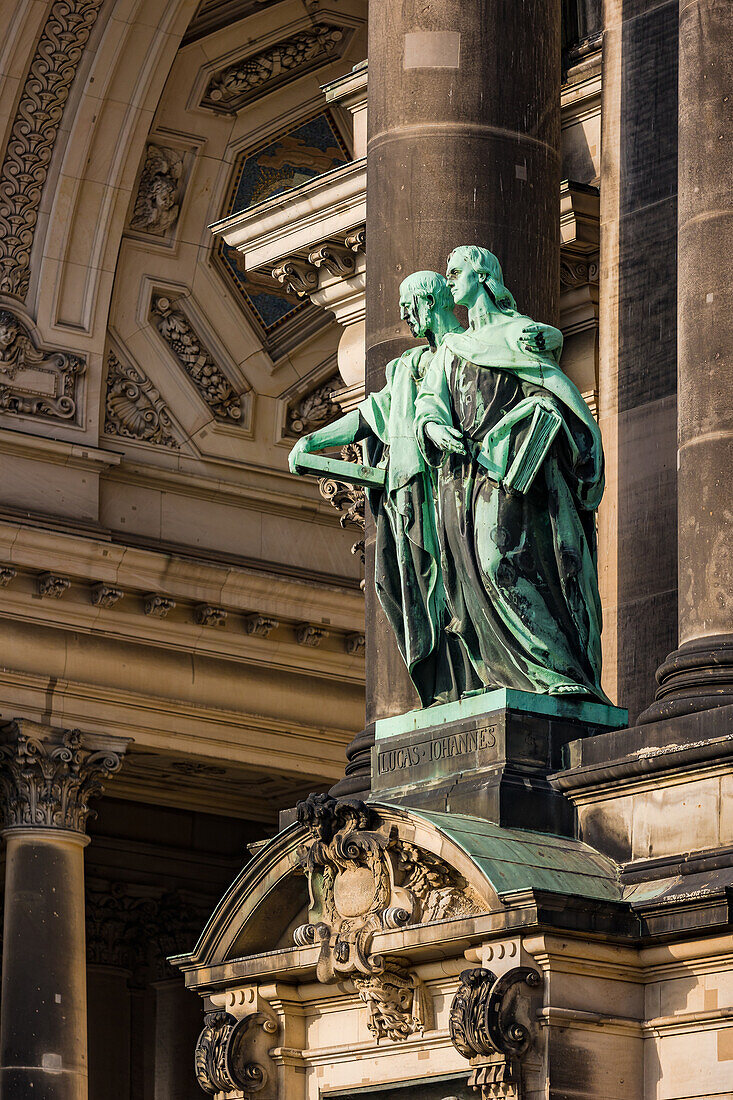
[0,721,127,834]
[0,566,17,587]
[91,583,123,609]
[38,572,70,598]
[194,604,227,627]
[287,374,342,436]
[104,349,179,448]
[129,145,184,236]
[144,594,176,618]
[0,0,105,297]
[0,309,85,422]
[243,614,279,637]
[293,794,480,1041]
[150,295,243,422]
[295,624,326,647]
[202,23,350,113]
[194,1010,279,1097]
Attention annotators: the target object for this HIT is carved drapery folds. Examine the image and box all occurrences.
[0,0,105,297]
[449,967,542,1100]
[104,349,180,448]
[293,794,482,1042]
[194,1010,278,1097]
[130,144,184,236]
[201,23,351,113]
[0,309,85,422]
[0,721,127,834]
[150,295,243,422]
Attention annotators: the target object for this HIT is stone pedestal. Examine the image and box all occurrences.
[0,720,128,1100]
[640,0,732,722]
[371,691,627,834]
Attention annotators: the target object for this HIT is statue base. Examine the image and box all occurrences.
[370,689,628,835]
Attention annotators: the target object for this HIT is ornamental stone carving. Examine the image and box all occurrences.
[318,444,366,566]
[0,721,128,834]
[104,349,179,448]
[294,794,480,1041]
[130,144,184,236]
[144,593,176,618]
[345,632,365,656]
[194,604,227,627]
[345,227,366,254]
[0,0,105,297]
[272,259,318,299]
[150,295,243,422]
[0,566,16,587]
[308,244,356,277]
[0,309,85,422]
[295,624,326,647]
[38,572,70,598]
[202,23,350,113]
[91,583,123,609]
[194,1010,279,1097]
[449,967,542,1100]
[243,614,279,637]
[287,374,342,436]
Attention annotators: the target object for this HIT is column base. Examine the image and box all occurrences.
[328,723,374,798]
[637,634,733,723]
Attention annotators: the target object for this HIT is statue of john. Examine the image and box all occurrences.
[413,246,610,703]
[289,271,480,705]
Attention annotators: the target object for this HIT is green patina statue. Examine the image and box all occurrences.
[290,249,609,708]
[289,271,477,705]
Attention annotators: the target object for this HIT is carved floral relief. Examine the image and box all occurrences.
[0,309,85,422]
[104,349,179,448]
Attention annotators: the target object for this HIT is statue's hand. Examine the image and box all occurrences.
[288,435,314,474]
[519,323,551,354]
[425,423,466,455]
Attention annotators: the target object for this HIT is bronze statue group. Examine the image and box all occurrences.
[290,247,610,709]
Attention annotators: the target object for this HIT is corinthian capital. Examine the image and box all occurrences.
[0,720,129,835]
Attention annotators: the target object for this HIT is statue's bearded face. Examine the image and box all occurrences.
[446,255,481,308]
[399,292,434,338]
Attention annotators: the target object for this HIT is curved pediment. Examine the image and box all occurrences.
[174,797,621,973]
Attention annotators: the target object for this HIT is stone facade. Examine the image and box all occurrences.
[0,0,730,1098]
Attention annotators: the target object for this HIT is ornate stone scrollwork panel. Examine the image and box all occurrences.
[104,349,180,448]
[0,0,105,297]
[293,793,482,1043]
[194,1010,279,1097]
[0,309,85,422]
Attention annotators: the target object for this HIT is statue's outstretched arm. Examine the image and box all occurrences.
[288,409,368,474]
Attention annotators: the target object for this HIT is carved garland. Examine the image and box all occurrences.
[0,0,105,297]
[150,295,243,422]
[202,23,349,113]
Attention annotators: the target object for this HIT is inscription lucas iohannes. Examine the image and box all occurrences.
[376,726,496,778]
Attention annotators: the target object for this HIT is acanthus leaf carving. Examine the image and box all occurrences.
[352,956,433,1043]
[243,614,279,638]
[272,259,318,300]
[104,349,180,448]
[202,23,350,113]
[144,593,176,619]
[0,309,85,422]
[150,295,243,423]
[287,373,342,436]
[0,721,127,834]
[0,0,105,297]
[130,144,184,236]
[318,443,366,566]
[308,244,355,278]
[91,583,123,609]
[194,1009,279,1097]
[194,604,227,627]
[38,573,70,599]
[295,624,326,647]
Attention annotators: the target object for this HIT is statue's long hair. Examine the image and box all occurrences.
[447,246,517,313]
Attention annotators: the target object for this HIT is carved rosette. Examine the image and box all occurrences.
[293,793,481,1043]
[194,1010,279,1097]
[0,721,127,834]
[449,967,542,1100]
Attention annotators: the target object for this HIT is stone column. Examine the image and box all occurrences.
[640,0,732,722]
[153,978,203,1100]
[0,720,128,1100]
[364,0,561,725]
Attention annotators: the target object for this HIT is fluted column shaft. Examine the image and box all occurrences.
[0,721,128,1100]
[642,0,733,720]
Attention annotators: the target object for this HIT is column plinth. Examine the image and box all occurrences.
[0,720,129,1100]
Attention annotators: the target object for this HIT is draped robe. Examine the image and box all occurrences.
[413,312,610,703]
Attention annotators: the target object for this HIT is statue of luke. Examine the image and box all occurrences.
[289,271,481,705]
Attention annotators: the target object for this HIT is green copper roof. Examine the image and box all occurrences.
[379,804,623,904]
